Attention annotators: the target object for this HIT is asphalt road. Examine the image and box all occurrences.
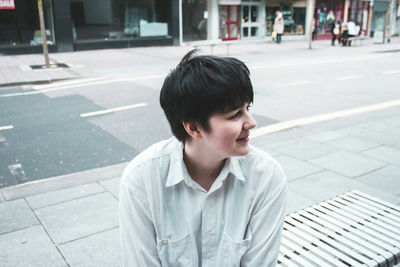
[1,44,399,188]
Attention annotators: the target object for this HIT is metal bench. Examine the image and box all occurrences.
[185,40,238,56]
[342,36,369,46]
[278,191,400,266]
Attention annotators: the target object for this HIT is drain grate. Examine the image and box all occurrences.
[30,63,69,70]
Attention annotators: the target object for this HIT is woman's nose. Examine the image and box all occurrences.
[244,113,257,130]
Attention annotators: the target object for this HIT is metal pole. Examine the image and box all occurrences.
[382,0,390,43]
[387,0,396,42]
[38,0,50,67]
[306,0,316,49]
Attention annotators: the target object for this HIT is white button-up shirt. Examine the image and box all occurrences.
[119,137,287,267]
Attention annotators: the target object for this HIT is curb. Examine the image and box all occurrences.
[0,162,128,202]
[0,77,79,88]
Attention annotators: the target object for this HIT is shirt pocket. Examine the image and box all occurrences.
[217,232,252,267]
[157,233,197,267]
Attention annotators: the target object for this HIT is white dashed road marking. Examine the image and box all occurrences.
[250,99,400,138]
[0,125,13,131]
[336,75,363,80]
[382,70,400,75]
[275,81,310,87]
[80,103,147,118]
[0,74,165,98]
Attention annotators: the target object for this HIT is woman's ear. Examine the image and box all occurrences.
[182,121,202,139]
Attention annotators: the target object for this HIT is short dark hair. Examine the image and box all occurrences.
[160,49,254,142]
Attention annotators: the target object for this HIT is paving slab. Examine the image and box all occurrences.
[273,139,338,160]
[289,170,400,205]
[0,198,38,235]
[0,225,66,267]
[286,189,315,214]
[309,151,388,178]
[339,125,399,147]
[34,192,118,245]
[361,145,400,166]
[275,154,322,181]
[99,177,120,200]
[356,165,400,195]
[324,135,379,153]
[59,227,121,267]
[26,183,106,209]
[304,130,346,143]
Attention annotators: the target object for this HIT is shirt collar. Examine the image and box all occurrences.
[165,141,245,188]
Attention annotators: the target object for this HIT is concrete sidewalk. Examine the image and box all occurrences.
[1,38,400,266]
[1,105,399,266]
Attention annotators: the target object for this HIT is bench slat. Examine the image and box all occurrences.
[300,208,393,264]
[341,194,400,226]
[282,237,326,266]
[283,229,337,266]
[333,197,400,230]
[352,191,400,214]
[285,216,366,266]
[289,213,378,265]
[283,222,352,266]
[280,191,400,266]
[306,206,400,258]
[324,200,400,243]
[348,191,400,218]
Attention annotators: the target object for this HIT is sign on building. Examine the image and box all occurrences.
[0,0,15,9]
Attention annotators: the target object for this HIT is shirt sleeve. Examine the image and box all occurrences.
[240,165,288,267]
[119,179,162,267]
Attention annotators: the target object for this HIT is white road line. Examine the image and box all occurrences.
[382,70,400,75]
[80,103,147,118]
[0,74,165,98]
[336,75,363,81]
[275,81,310,87]
[250,99,400,138]
[0,125,13,131]
[251,54,389,70]
[32,77,107,90]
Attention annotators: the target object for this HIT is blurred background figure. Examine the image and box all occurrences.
[274,11,284,44]
[331,18,341,46]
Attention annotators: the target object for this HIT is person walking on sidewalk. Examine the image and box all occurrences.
[331,19,340,46]
[274,11,284,44]
[119,49,288,267]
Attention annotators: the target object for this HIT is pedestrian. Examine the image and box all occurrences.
[274,11,284,44]
[312,17,316,40]
[119,49,288,266]
[331,19,340,46]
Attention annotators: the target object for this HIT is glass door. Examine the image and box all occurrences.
[220,5,239,40]
[241,2,260,38]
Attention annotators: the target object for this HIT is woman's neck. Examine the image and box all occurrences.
[183,140,226,191]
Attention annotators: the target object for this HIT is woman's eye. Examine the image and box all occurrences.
[230,111,241,119]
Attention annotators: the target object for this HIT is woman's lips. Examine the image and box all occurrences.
[237,136,249,143]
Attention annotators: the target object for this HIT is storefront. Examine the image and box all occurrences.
[0,0,55,51]
[182,0,208,42]
[219,5,240,40]
[265,0,306,36]
[314,0,370,39]
[0,0,178,54]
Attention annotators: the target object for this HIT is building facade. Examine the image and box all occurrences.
[0,0,398,54]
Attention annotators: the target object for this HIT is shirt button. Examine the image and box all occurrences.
[162,240,168,245]
[207,226,212,232]
[207,253,212,258]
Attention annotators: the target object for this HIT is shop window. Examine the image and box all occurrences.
[182,0,207,42]
[266,0,306,35]
[0,0,55,47]
[71,0,171,42]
